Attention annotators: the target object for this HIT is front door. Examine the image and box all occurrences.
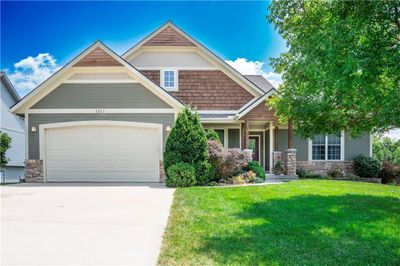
[248,136,260,162]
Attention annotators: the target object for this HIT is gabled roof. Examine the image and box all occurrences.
[10,42,184,114]
[122,21,266,96]
[0,72,20,102]
[235,88,279,120]
[244,75,275,92]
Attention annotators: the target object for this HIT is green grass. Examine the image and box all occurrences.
[158,180,400,265]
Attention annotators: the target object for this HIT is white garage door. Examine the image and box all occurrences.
[44,123,160,182]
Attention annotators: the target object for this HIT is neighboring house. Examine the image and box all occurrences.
[1,72,25,179]
[10,22,371,183]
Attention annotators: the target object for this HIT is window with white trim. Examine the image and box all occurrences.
[161,70,177,91]
[312,134,342,160]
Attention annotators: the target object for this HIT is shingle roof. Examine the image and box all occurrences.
[244,75,275,92]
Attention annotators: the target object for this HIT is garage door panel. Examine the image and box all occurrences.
[44,124,160,182]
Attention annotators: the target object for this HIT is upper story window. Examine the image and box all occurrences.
[312,134,342,160]
[161,69,178,91]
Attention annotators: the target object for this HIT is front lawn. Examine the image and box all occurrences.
[158,180,400,265]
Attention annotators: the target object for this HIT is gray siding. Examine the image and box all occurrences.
[228,129,240,148]
[345,133,371,160]
[277,129,309,161]
[28,113,174,159]
[32,83,172,109]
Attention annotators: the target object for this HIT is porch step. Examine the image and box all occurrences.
[266,174,298,182]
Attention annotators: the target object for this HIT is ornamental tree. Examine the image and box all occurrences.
[268,0,400,137]
[163,107,210,184]
[0,131,12,168]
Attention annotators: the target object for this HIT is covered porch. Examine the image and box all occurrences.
[200,93,297,175]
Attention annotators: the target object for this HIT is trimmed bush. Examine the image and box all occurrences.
[354,154,381,178]
[327,165,344,179]
[164,107,209,184]
[379,161,400,184]
[166,163,196,187]
[296,167,308,179]
[206,129,221,143]
[208,140,245,179]
[245,161,266,180]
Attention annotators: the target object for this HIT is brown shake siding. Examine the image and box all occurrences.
[144,26,195,46]
[74,47,122,67]
[242,101,277,121]
[141,70,255,110]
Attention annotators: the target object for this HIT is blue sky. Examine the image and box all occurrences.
[1,1,286,95]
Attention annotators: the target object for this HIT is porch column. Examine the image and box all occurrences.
[269,121,274,173]
[288,120,293,149]
[243,120,250,149]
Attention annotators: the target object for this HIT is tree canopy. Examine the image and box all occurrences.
[268,0,400,137]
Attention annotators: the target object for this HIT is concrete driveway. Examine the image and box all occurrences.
[1,183,175,265]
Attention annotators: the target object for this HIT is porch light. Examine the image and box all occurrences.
[31,126,37,132]
[166,126,171,132]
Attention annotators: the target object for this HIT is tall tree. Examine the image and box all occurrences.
[268,0,400,137]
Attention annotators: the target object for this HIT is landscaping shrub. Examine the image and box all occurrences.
[205,129,221,143]
[254,177,265,183]
[164,107,209,183]
[296,167,307,179]
[354,154,381,178]
[166,163,196,187]
[379,161,400,184]
[208,140,245,179]
[346,173,360,181]
[273,160,284,175]
[327,165,344,179]
[245,161,266,180]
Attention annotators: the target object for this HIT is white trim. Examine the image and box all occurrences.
[160,69,178,91]
[341,131,345,160]
[39,120,163,182]
[308,132,345,161]
[11,42,184,114]
[122,22,265,96]
[269,121,274,173]
[63,79,139,84]
[263,130,266,169]
[27,108,176,114]
[137,66,218,71]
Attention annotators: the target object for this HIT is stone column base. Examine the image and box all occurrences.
[284,149,297,176]
[25,160,44,183]
[159,160,166,183]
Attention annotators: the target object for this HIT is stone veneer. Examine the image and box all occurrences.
[159,160,166,182]
[297,160,354,176]
[284,149,297,176]
[25,159,44,183]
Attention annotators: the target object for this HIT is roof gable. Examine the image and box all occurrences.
[10,42,184,114]
[122,21,266,97]
[143,26,195,47]
[74,47,122,67]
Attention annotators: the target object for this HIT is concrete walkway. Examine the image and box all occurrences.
[1,183,175,265]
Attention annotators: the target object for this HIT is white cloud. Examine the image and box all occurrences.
[6,53,61,96]
[225,58,282,88]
